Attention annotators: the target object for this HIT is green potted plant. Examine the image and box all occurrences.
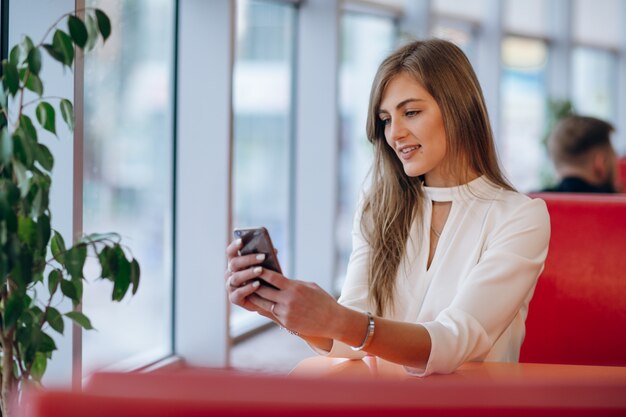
[0,9,139,416]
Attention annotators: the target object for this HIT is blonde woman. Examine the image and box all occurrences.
[226,39,550,376]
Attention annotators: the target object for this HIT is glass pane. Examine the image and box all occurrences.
[573,0,620,48]
[504,0,549,37]
[231,0,295,334]
[82,0,175,374]
[433,0,489,21]
[336,13,396,292]
[431,20,476,63]
[500,36,549,191]
[572,47,616,121]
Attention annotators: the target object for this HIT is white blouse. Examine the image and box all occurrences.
[325,176,550,376]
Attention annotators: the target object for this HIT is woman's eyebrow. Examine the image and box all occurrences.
[379,98,425,113]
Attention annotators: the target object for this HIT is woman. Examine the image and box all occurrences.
[226,39,550,376]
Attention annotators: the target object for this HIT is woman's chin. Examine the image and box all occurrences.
[402,164,425,178]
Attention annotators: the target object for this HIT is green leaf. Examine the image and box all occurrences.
[9,45,21,66]
[0,83,7,107]
[14,131,35,168]
[59,99,74,131]
[65,243,87,279]
[46,307,64,334]
[0,127,12,164]
[74,277,83,300]
[31,352,48,381]
[2,61,20,95]
[60,279,78,302]
[130,258,140,295]
[4,294,24,328]
[24,72,43,96]
[36,102,56,135]
[22,36,35,53]
[111,246,131,301]
[37,213,51,243]
[39,331,57,353]
[85,14,99,51]
[51,231,66,262]
[18,215,37,246]
[48,269,61,294]
[65,311,93,330]
[68,15,88,49]
[52,30,74,67]
[98,245,113,279]
[95,9,111,41]
[27,47,42,75]
[12,248,34,288]
[36,143,54,171]
[13,160,30,197]
[19,115,38,141]
[42,43,65,64]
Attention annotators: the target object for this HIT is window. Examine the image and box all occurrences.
[82,0,175,373]
[500,36,548,191]
[572,47,616,121]
[335,12,396,292]
[231,0,296,335]
[431,19,477,63]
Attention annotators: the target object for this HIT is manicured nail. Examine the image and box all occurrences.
[252,280,260,288]
[253,266,262,274]
[256,254,265,261]
[236,238,242,246]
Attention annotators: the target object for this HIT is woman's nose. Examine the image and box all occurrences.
[389,119,407,142]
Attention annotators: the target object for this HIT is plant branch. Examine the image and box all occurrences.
[22,96,67,109]
[36,7,100,48]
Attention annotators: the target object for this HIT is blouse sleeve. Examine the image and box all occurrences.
[310,201,373,359]
[407,197,550,376]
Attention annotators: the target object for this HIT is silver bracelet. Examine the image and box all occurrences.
[350,311,375,351]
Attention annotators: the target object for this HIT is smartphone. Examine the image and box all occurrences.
[233,227,282,276]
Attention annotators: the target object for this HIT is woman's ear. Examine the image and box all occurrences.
[590,148,612,184]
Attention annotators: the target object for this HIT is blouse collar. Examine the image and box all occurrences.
[423,176,495,202]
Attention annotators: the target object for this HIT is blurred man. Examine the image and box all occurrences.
[543,115,619,193]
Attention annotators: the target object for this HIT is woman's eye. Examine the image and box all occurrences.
[381,118,391,126]
[406,110,420,117]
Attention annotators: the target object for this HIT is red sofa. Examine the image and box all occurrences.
[521,193,626,366]
[19,365,626,417]
[617,156,626,193]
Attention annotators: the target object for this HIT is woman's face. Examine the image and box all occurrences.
[378,72,451,187]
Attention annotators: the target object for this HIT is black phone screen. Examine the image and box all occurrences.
[233,227,282,274]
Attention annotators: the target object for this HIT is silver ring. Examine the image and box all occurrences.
[270,303,276,315]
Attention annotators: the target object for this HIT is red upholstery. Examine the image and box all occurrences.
[521,193,626,366]
[618,156,626,193]
[18,366,626,417]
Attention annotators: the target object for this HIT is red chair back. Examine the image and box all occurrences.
[521,193,626,365]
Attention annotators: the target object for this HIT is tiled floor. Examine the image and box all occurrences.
[230,324,316,374]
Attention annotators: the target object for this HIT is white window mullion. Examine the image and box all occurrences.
[294,0,340,293]
[175,0,233,367]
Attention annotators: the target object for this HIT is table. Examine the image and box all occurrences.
[290,356,626,413]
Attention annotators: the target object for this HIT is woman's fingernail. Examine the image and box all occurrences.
[236,238,242,246]
[252,280,260,288]
[256,253,265,261]
[253,266,262,274]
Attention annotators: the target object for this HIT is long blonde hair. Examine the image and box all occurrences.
[362,39,513,316]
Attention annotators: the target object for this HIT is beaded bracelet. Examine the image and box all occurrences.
[350,311,375,351]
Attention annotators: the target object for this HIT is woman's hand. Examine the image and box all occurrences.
[248,269,342,339]
[225,238,343,341]
[224,238,271,318]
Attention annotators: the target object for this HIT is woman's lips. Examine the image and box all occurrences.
[399,145,420,160]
